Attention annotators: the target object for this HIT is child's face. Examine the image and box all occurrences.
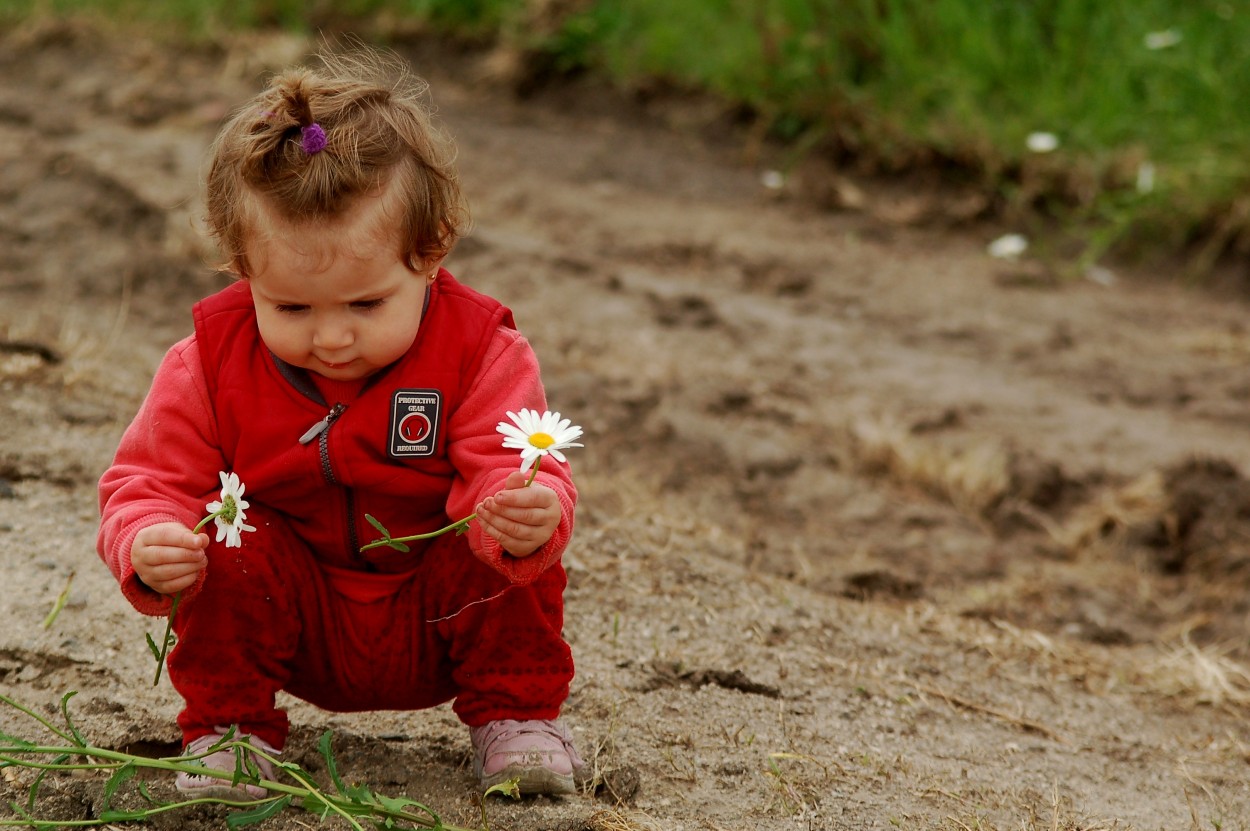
[245,197,434,382]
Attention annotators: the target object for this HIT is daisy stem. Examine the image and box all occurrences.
[151,509,216,686]
[359,458,543,552]
[191,512,215,535]
[359,514,477,551]
[151,592,180,686]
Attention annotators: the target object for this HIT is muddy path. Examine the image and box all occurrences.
[3,19,1250,830]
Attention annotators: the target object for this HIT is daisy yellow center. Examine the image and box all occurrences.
[528,432,556,450]
[219,495,238,524]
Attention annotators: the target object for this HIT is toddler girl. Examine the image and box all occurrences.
[96,45,585,797]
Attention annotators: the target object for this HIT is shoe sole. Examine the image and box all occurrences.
[480,763,576,795]
[176,776,268,801]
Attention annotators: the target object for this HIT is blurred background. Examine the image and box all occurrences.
[5,0,1248,280]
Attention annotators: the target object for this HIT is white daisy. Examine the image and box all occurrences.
[987,233,1028,260]
[1025,131,1059,153]
[204,470,256,548]
[496,408,584,473]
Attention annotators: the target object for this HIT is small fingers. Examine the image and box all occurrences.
[497,483,555,506]
[144,562,203,591]
[138,523,200,547]
[142,544,208,569]
[478,511,533,544]
[477,512,546,557]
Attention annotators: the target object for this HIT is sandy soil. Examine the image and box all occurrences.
[3,18,1250,831]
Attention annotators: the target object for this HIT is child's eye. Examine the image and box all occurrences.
[351,299,386,311]
[275,304,308,314]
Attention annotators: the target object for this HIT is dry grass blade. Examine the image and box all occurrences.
[1139,637,1250,707]
[849,414,1011,516]
[580,808,664,831]
[909,681,1067,744]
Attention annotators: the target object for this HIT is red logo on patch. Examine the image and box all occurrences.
[398,411,432,444]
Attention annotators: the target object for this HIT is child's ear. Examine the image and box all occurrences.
[412,250,447,284]
[425,256,445,284]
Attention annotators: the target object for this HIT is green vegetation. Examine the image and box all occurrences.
[1,691,505,829]
[3,0,1248,270]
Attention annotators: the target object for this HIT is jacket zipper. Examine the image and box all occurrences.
[297,403,362,560]
[298,403,347,447]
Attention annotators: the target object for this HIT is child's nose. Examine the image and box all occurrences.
[313,317,353,349]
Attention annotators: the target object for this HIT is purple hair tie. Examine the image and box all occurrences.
[300,122,328,155]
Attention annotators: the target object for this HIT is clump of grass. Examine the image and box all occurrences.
[848,414,1012,517]
[1054,470,1168,555]
[576,808,665,831]
[0,691,501,830]
[1139,637,1250,707]
[762,751,838,816]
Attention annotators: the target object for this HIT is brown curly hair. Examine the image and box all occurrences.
[205,45,468,277]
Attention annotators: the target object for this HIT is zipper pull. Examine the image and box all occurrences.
[299,403,347,445]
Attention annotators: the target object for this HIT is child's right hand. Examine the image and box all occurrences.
[130,522,209,595]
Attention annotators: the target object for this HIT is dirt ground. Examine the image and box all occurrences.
[4,18,1250,831]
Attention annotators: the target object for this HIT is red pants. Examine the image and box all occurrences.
[166,508,573,749]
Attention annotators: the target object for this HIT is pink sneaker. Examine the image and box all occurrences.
[470,718,586,795]
[174,727,279,800]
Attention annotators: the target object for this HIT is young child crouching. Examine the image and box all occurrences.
[96,45,585,797]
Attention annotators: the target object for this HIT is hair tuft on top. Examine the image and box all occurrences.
[205,43,468,277]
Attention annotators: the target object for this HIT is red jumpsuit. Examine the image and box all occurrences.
[97,271,576,749]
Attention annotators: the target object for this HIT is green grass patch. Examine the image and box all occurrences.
[555,0,1250,266]
[4,0,1248,269]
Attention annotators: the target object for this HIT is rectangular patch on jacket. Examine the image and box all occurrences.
[389,389,441,457]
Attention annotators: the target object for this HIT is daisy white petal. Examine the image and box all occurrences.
[496,409,585,472]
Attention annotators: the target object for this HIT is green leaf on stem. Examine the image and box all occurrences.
[231,745,252,788]
[345,781,374,803]
[100,808,164,821]
[145,632,162,662]
[0,733,35,749]
[365,514,391,536]
[58,692,85,747]
[207,725,239,753]
[7,801,37,822]
[137,779,170,807]
[317,730,348,795]
[41,570,74,629]
[226,795,292,828]
[375,793,442,822]
[304,800,334,821]
[483,778,521,800]
[102,761,137,810]
[26,753,70,811]
[152,592,181,686]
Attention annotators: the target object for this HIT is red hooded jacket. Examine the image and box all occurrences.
[98,269,576,615]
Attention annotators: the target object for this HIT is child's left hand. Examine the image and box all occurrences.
[476,470,561,557]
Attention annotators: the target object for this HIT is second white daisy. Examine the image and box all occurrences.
[203,470,256,548]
